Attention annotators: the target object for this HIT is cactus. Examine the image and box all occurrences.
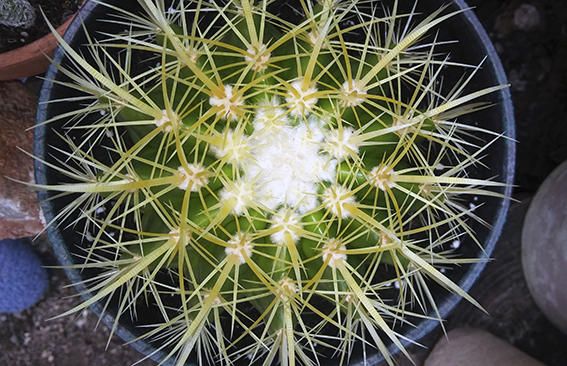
[35,0,508,365]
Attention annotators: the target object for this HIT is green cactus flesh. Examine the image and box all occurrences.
[39,1,507,365]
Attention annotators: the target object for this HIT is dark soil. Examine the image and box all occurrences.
[2,0,567,365]
[467,0,567,194]
[445,198,567,366]
[0,0,81,53]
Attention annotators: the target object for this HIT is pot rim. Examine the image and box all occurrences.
[34,0,516,364]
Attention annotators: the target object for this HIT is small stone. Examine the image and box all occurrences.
[9,334,19,345]
[23,332,31,346]
[509,69,528,92]
[514,4,540,31]
[41,349,54,362]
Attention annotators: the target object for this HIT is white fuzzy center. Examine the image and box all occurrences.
[244,117,336,213]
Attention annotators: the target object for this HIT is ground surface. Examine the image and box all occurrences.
[1,0,567,365]
[0,236,154,366]
[468,0,567,193]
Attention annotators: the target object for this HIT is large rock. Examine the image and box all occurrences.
[522,160,567,334]
[0,81,43,239]
[425,328,543,366]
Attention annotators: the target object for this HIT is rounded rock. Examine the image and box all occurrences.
[0,238,48,313]
[522,160,567,334]
[425,328,543,366]
[513,4,540,31]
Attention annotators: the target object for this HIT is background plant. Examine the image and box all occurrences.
[34,0,508,365]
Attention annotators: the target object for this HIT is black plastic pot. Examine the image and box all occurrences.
[35,0,515,365]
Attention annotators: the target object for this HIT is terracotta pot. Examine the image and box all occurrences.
[0,14,75,81]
